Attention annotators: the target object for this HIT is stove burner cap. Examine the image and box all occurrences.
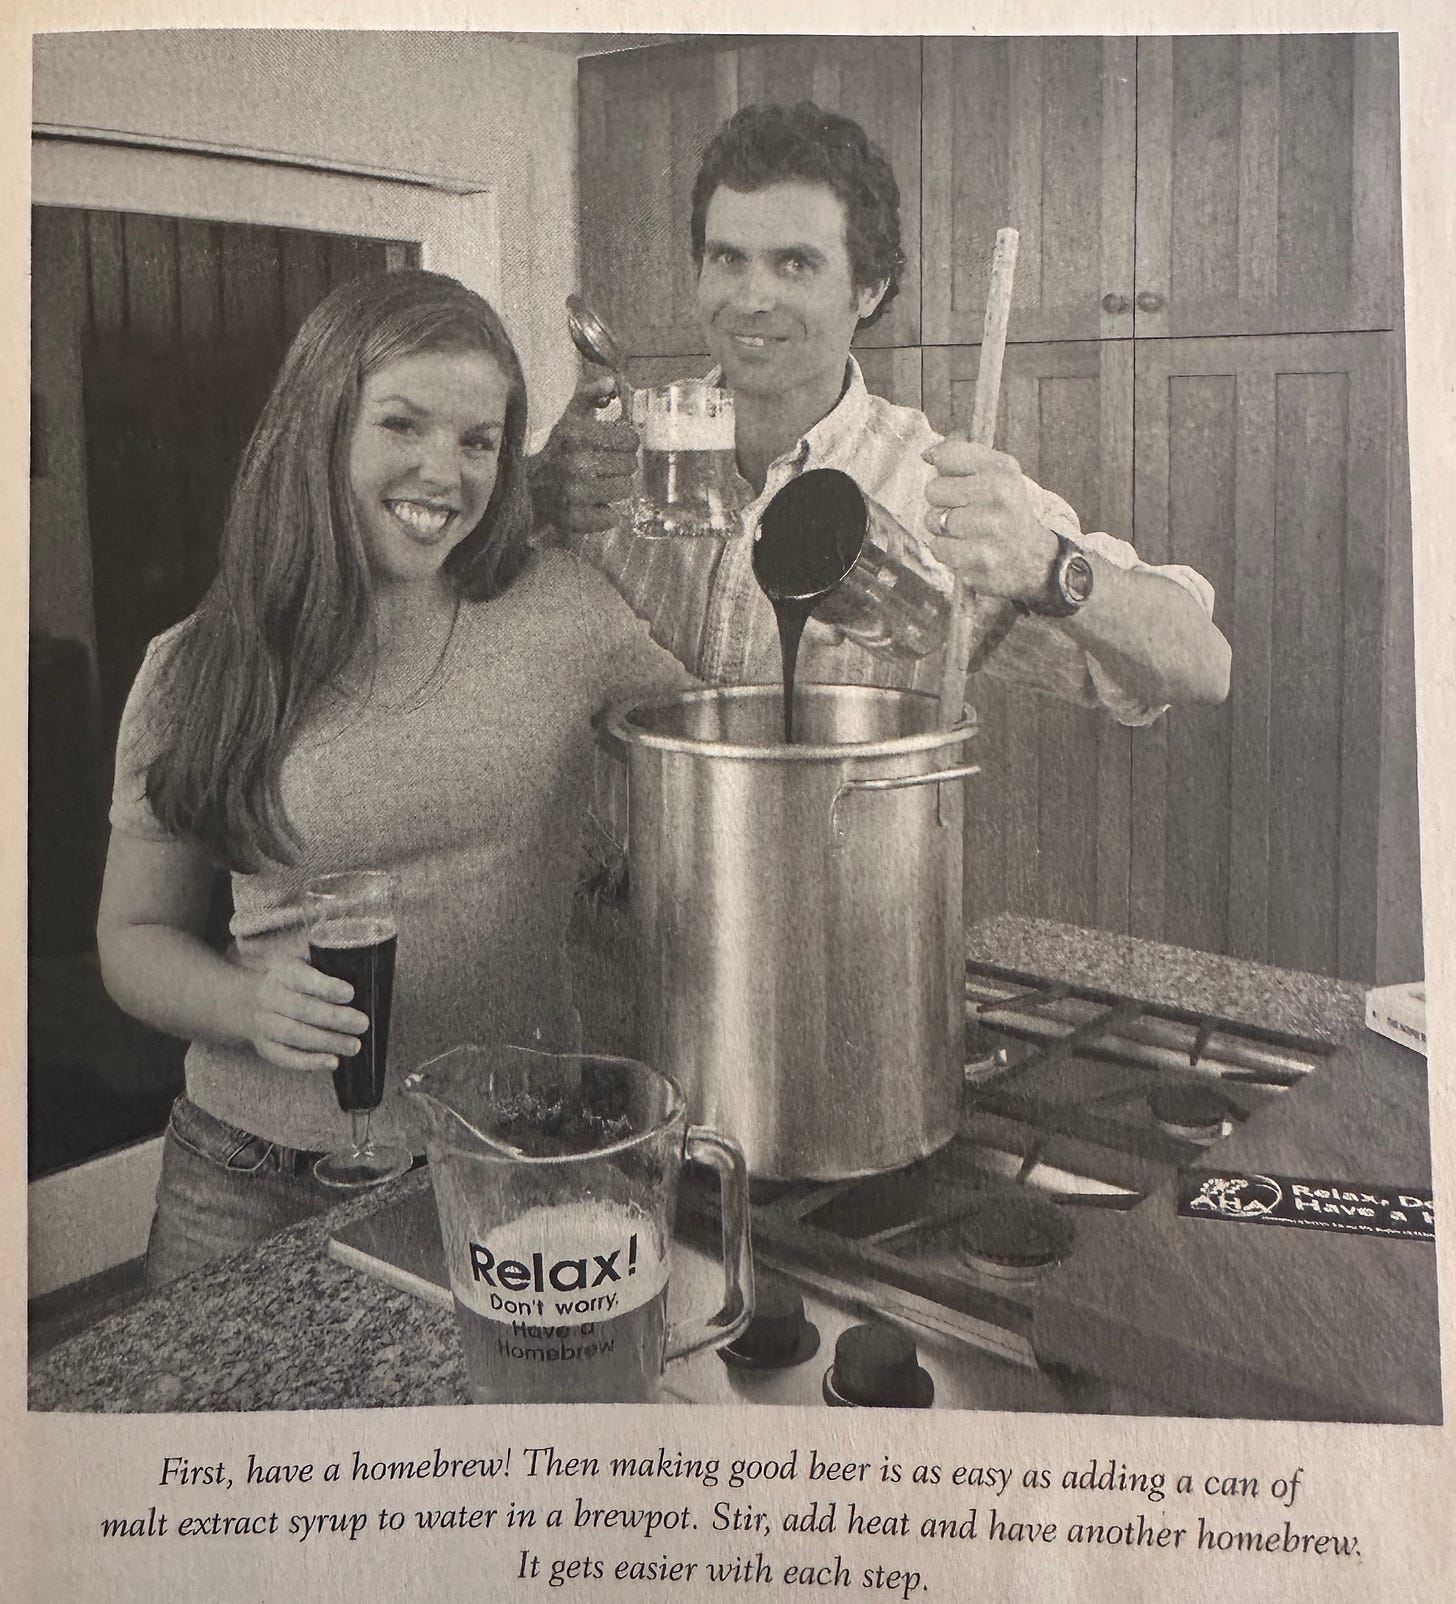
[960,1187,1076,1271]
[823,1323,934,1409]
[720,1277,821,1370]
[1148,1080,1231,1141]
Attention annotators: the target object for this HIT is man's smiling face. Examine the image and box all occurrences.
[696,180,886,418]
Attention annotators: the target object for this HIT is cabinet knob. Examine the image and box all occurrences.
[1136,290,1166,313]
[1100,293,1133,314]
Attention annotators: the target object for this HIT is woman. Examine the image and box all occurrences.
[97,270,686,1287]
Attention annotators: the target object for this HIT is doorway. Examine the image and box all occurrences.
[28,133,496,1297]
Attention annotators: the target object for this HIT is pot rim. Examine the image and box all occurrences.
[607,684,977,763]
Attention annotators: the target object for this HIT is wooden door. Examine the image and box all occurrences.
[1134,33,1400,339]
[28,205,411,1190]
[924,341,1136,932]
[1132,332,1392,978]
[578,44,739,359]
[922,36,1137,345]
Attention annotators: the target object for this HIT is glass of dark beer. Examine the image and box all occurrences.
[305,871,412,1188]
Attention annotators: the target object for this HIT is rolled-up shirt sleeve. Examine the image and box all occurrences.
[1003,481,1218,727]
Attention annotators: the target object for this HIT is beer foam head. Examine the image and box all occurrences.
[641,407,735,453]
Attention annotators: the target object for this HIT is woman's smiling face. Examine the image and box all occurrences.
[347,347,509,589]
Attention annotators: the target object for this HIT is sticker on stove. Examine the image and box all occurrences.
[1177,1171,1434,1240]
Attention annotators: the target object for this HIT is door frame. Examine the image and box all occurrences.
[31,129,500,302]
[28,129,499,1297]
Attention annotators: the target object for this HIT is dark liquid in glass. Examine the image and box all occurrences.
[309,917,398,1111]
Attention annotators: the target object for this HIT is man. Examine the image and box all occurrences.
[534,100,1231,720]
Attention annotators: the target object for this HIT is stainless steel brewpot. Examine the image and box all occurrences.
[606,686,978,1180]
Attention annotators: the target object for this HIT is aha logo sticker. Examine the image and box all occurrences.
[1188,1173,1284,1218]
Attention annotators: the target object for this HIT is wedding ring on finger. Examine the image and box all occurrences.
[936,505,955,539]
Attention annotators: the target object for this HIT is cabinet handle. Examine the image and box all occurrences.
[1136,290,1166,313]
[1100,293,1133,314]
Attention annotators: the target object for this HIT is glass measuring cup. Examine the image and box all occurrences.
[404,1045,753,1404]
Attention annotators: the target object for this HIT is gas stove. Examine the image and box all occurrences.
[660,959,1335,1409]
[333,957,1350,1413]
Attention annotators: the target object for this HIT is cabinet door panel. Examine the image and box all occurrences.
[1134,34,1400,338]
[855,347,923,412]
[923,37,1136,345]
[925,342,1135,931]
[734,35,921,349]
[579,45,738,358]
[1133,333,1391,979]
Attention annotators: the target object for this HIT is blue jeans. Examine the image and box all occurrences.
[144,1096,342,1290]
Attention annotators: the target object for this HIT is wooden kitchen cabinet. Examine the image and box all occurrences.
[922,33,1398,346]
[578,44,738,358]
[924,341,1138,933]
[579,36,920,357]
[922,330,1401,982]
[1134,34,1400,339]
[1131,331,1393,979]
[922,341,1134,535]
[922,36,1137,346]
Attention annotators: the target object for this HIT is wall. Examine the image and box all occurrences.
[31,29,581,432]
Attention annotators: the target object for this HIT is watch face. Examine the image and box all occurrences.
[1062,553,1095,605]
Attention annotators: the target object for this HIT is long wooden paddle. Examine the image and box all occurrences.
[936,228,1020,726]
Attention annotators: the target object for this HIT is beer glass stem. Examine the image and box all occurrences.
[352,1109,369,1152]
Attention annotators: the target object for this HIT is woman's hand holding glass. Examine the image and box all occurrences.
[246,957,368,1075]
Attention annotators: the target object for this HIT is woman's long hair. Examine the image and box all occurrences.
[144,269,533,871]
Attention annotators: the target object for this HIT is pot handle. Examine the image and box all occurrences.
[829,762,981,845]
[664,1127,755,1364]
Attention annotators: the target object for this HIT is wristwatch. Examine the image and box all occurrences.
[1022,532,1095,618]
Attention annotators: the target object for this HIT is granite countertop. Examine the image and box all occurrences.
[966,914,1367,1044]
[29,917,1370,1415]
[28,1168,466,1413]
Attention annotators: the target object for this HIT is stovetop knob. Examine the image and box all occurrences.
[823,1322,934,1408]
[1148,1079,1234,1143]
[720,1276,820,1369]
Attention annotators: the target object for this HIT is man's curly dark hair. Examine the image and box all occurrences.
[690,101,905,329]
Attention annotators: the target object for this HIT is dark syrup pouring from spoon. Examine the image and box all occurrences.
[753,470,868,743]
